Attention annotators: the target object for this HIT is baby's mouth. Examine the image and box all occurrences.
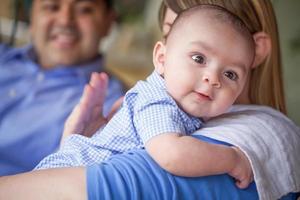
[195,91,212,101]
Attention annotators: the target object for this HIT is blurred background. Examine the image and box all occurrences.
[0,0,299,125]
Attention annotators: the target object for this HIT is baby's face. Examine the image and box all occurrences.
[156,11,254,118]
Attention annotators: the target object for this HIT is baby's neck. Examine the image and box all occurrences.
[202,117,210,122]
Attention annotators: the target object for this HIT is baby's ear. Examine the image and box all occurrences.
[251,32,271,69]
[153,41,166,75]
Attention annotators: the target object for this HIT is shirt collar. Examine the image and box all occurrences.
[146,70,166,90]
[21,44,104,81]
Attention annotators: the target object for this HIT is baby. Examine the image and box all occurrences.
[37,5,255,188]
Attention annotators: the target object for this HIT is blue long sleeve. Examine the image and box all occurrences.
[86,135,258,200]
[87,135,299,199]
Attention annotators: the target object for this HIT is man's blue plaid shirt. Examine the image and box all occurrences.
[36,71,203,169]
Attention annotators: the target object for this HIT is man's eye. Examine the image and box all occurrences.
[42,3,59,12]
[192,55,206,64]
[76,4,94,14]
[224,71,238,81]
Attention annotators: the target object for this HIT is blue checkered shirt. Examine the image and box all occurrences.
[36,71,203,169]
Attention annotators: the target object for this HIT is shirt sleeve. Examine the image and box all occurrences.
[35,127,113,169]
[133,91,203,144]
[0,44,11,61]
[86,135,260,200]
[133,98,187,143]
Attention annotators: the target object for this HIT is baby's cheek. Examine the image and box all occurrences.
[218,91,237,110]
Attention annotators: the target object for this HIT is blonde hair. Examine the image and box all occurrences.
[159,0,286,113]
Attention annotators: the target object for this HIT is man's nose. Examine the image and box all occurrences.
[202,71,221,88]
[57,6,75,26]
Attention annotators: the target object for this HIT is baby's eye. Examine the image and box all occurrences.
[224,70,238,81]
[192,55,206,64]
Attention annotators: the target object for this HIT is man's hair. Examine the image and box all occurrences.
[30,0,114,9]
[104,0,114,9]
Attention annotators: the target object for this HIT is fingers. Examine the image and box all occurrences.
[62,85,92,143]
[75,72,109,137]
[89,72,108,107]
[235,171,254,189]
[235,179,250,189]
[62,72,109,142]
[107,97,124,120]
[80,72,108,117]
[229,146,254,189]
[83,111,108,138]
[79,84,93,113]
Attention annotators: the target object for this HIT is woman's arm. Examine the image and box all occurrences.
[87,140,259,200]
[145,133,253,188]
[0,146,259,200]
[0,168,86,200]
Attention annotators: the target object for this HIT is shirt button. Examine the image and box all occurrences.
[9,89,16,98]
[37,73,45,82]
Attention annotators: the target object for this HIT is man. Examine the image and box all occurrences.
[0,0,124,176]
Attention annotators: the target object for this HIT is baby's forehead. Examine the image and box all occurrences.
[165,5,256,69]
[167,5,253,43]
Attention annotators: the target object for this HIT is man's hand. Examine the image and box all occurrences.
[62,72,122,145]
[229,147,254,189]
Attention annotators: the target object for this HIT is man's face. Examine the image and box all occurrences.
[30,0,114,69]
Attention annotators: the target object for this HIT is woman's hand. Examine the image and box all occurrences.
[61,72,123,145]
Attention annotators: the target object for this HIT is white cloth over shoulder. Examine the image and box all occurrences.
[194,105,300,200]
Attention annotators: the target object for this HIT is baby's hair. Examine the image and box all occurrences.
[167,4,254,47]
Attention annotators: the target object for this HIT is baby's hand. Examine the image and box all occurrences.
[62,73,122,144]
[229,147,253,189]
